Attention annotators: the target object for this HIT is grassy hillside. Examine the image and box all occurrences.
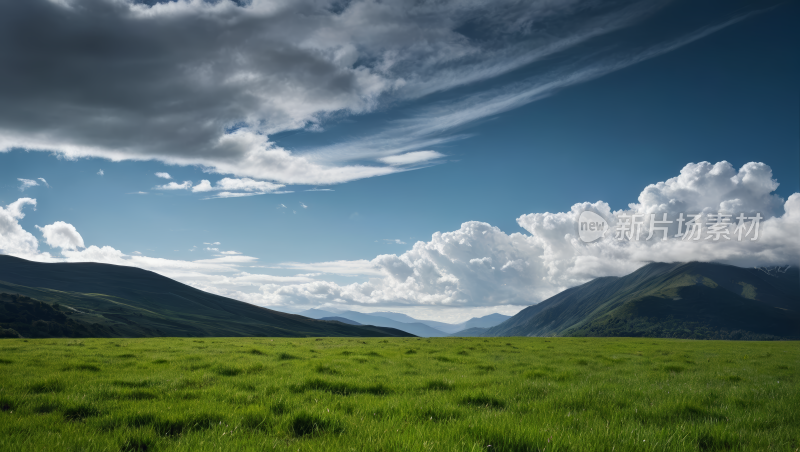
[0,292,114,339]
[0,256,412,338]
[0,337,797,451]
[484,262,800,340]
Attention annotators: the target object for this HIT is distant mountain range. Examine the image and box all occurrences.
[298,308,511,337]
[5,255,788,341]
[482,262,799,340]
[0,255,412,338]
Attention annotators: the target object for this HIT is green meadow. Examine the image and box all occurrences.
[0,337,797,452]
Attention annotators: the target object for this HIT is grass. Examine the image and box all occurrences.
[0,337,797,451]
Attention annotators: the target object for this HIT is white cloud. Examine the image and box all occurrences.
[1,160,796,320]
[155,181,192,190]
[220,251,242,255]
[206,247,219,252]
[97,169,104,176]
[129,191,148,195]
[155,172,172,179]
[0,198,42,258]
[192,177,285,198]
[203,242,221,245]
[300,202,308,209]
[306,188,334,192]
[37,178,49,188]
[278,204,286,209]
[215,177,285,193]
[17,178,38,191]
[192,180,213,192]
[379,151,444,166]
[0,206,300,300]
[209,192,258,199]
[274,260,383,276]
[384,239,407,245]
[238,161,800,310]
[36,221,85,251]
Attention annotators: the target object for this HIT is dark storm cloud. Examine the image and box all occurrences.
[0,0,767,184]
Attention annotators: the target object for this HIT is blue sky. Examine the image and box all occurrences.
[1,0,798,321]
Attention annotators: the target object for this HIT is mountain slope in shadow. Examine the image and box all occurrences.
[0,255,413,338]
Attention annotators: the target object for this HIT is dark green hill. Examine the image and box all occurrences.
[0,292,111,338]
[483,262,799,340]
[0,255,413,338]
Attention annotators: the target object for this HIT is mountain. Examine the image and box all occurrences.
[0,255,413,338]
[369,311,461,333]
[320,316,362,325]
[449,327,487,337]
[483,262,800,340]
[300,308,511,336]
[370,311,510,334]
[459,313,512,331]
[299,308,340,319]
[299,309,448,337]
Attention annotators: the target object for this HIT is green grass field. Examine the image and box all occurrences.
[0,337,797,451]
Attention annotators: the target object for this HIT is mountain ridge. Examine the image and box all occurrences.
[483,261,799,340]
[0,255,413,338]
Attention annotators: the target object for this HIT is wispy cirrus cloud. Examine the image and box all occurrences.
[379,151,444,166]
[17,178,39,191]
[0,0,768,188]
[192,177,286,198]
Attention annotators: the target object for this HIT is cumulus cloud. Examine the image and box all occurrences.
[0,198,41,258]
[155,181,192,190]
[17,178,38,191]
[155,172,172,179]
[192,180,213,192]
[36,221,85,251]
[0,0,764,187]
[0,160,797,319]
[242,161,800,310]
